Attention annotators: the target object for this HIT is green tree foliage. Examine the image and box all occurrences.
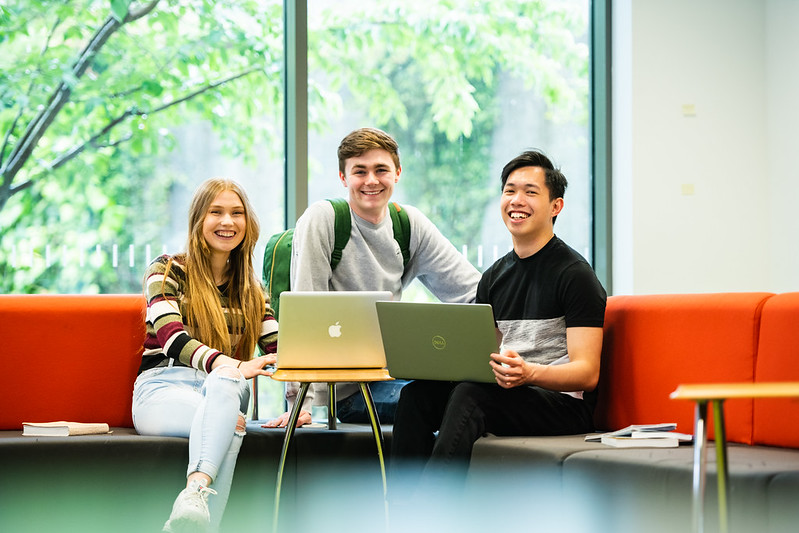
[315,0,588,262]
[1,0,283,292]
[0,0,587,293]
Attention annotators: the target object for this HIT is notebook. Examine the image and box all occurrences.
[375,301,501,383]
[275,291,392,370]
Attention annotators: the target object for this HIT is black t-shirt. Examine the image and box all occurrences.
[476,236,606,366]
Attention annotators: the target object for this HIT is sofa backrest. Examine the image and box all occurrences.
[753,292,799,449]
[0,294,145,430]
[594,292,773,445]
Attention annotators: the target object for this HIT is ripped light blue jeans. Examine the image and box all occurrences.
[132,364,250,531]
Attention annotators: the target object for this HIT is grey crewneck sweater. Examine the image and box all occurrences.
[285,199,481,411]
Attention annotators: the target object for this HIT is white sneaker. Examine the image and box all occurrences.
[162,479,217,533]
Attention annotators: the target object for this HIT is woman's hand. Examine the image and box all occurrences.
[237,354,276,380]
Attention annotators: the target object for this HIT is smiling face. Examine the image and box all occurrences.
[339,148,400,224]
[202,189,246,259]
[501,166,563,257]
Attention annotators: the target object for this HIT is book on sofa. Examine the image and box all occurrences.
[585,422,678,442]
[630,430,692,441]
[600,434,680,448]
[585,423,692,448]
[22,421,111,436]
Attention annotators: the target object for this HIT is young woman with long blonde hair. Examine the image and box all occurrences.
[132,178,277,532]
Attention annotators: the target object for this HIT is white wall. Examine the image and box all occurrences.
[766,0,799,293]
[612,0,799,294]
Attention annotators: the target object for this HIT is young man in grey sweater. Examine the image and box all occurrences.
[264,127,480,428]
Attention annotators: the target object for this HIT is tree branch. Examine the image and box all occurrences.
[0,109,23,169]
[47,107,138,171]
[1,0,161,209]
[42,14,63,56]
[8,179,34,197]
[46,67,262,172]
[101,135,134,149]
[127,0,160,22]
[149,67,262,114]
[0,14,62,168]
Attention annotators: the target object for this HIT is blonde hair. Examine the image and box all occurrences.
[176,178,265,360]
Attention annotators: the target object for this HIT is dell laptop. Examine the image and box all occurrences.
[375,301,501,383]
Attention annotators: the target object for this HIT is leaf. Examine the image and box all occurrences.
[110,0,132,23]
[63,25,85,41]
[141,79,164,96]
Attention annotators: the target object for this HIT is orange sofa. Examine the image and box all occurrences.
[466,292,799,533]
[1,292,798,533]
[0,294,384,533]
[0,294,145,430]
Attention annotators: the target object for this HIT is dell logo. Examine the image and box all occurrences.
[432,335,446,350]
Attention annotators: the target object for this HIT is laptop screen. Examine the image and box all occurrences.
[276,291,392,369]
[376,301,500,383]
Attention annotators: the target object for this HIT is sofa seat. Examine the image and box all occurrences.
[0,424,392,533]
[3,291,799,533]
[465,434,799,533]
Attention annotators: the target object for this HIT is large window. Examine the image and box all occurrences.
[2,0,596,295]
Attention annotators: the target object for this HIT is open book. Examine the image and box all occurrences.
[585,423,678,442]
[585,423,692,447]
[22,421,111,437]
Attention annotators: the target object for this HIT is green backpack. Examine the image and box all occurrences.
[263,198,411,319]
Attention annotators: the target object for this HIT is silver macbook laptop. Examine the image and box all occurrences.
[375,301,501,383]
[276,291,392,369]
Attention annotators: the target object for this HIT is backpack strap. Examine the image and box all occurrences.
[326,198,351,270]
[326,199,411,270]
[389,202,411,268]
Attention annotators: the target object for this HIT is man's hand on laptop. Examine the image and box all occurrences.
[262,410,312,428]
[490,349,529,389]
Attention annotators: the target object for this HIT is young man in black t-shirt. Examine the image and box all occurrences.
[390,150,607,495]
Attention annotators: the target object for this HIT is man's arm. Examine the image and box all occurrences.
[403,205,481,303]
[490,326,603,391]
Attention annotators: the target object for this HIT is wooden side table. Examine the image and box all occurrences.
[269,368,393,532]
[670,381,799,533]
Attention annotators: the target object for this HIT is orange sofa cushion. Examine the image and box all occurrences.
[753,292,799,448]
[0,294,145,430]
[595,292,773,444]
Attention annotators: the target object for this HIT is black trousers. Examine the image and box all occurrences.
[389,380,594,493]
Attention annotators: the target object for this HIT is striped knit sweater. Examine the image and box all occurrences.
[138,255,278,375]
